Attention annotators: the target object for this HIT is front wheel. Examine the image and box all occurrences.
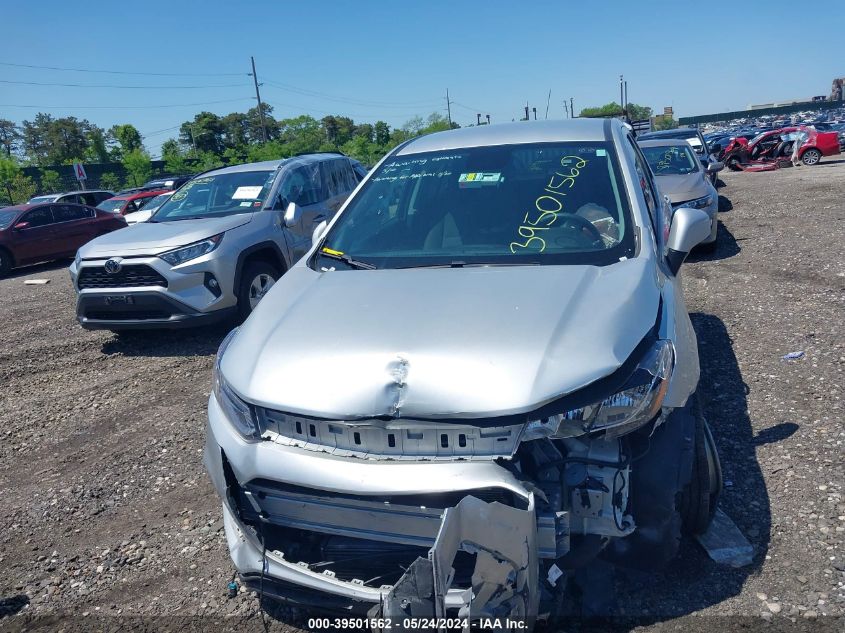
[237,261,280,320]
[801,148,822,166]
[678,395,722,535]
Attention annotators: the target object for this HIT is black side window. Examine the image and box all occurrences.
[23,206,54,227]
[279,165,323,206]
[52,204,91,222]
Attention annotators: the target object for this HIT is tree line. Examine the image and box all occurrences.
[0,106,457,203]
[0,100,676,204]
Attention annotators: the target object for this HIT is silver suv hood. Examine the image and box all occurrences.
[224,258,660,420]
[79,213,254,257]
[654,173,708,204]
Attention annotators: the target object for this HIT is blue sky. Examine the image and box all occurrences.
[3,0,844,156]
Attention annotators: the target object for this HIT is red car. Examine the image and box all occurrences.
[95,189,171,216]
[724,126,840,169]
[0,203,127,275]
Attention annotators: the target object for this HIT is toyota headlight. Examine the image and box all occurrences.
[523,340,674,441]
[212,327,261,441]
[674,195,713,210]
[159,233,223,266]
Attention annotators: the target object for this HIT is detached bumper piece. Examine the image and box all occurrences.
[379,496,538,626]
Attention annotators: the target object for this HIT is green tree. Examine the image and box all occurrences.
[0,119,21,158]
[20,114,104,166]
[40,169,62,193]
[122,149,152,187]
[579,102,625,118]
[110,124,143,158]
[99,172,121,191]
[85,127,110,163]
[652,115,678,131]
[10,173,36,204]
[374,121,390,146]
[0,157,21,203]
[626,104,653,121]
[579,102,652,120]
[179,112,224,155]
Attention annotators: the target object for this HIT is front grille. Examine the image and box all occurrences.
[256,410,523,461]
[78,264,168,289]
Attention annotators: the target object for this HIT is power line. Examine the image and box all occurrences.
[262,80,440,109]
[0,60,245,77]
[0,79,250,89]
[0,98,253,109]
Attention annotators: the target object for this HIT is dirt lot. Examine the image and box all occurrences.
[1,160,844,632]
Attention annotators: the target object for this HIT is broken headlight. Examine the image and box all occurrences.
[212,327,261,441]
[523,339,674,441]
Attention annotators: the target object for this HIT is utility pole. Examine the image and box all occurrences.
[545,89,551,120]
[563,101,569,118]
[249,56,268,143]
[619,75,624,115]
[476,113,481,126]
[524,105,529,121]
[624,81,628,113]
[532,107,537,121]
[486,114,491,125]
[445,89,452,127]
[571,97,575,118]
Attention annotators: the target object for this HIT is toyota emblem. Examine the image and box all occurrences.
[104,258,123,274]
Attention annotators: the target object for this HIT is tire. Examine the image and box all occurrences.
[801,148,822,166]
[678,395,722,535]
[727,156,742,171]
[0,248,12,276]
[237,260,280,320]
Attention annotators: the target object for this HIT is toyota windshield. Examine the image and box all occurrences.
[316,142,636,270]
[151,170,275,222]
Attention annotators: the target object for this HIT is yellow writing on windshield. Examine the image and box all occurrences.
[510,156,588,254]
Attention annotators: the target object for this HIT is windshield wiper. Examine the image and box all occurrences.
[319,249,376,270]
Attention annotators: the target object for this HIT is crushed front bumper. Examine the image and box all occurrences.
[204,395,543,620]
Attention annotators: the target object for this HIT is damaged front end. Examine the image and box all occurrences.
[204,327,693,625]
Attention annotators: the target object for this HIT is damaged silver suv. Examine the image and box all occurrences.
[204,119,722,622]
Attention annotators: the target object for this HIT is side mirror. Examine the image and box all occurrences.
[665,207,711,275]
[710,143,722,154]
[312,220,328,245]
[283,202,301,228]
[13,221,29,230]
[707,160,724,173]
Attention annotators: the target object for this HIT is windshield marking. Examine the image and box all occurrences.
[510,155,588,254]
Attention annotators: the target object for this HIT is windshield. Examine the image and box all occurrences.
[29,195,57,204]
[137,193,171,213]
[317,142,635,270]
[152,170,275,222]
[642,145,700,175]
[0,210,18,230]
[96,198,127,212]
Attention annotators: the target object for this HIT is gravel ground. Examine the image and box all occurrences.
[1,160,843,632]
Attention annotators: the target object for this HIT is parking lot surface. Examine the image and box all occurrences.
[1,161,844,630]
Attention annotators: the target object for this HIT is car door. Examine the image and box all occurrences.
[12,206,58,264]
[276,163,329,262]
[51,204,97,254]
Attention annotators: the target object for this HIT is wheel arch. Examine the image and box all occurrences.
[233,242,287,292]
